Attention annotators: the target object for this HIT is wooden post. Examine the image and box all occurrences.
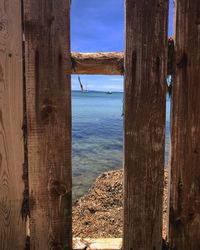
[0,0,26,249]
[124,0,169,249]
[24,0,72,249]
[169,0,200,248]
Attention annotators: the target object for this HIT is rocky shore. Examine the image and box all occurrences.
[73,169,168,239]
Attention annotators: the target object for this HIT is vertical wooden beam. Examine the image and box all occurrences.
[169,0,200,248]
[0,0,26,249]
[24,0,72,249]
[124,0,169,249]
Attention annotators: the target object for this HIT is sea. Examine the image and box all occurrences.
[72,91,170,201]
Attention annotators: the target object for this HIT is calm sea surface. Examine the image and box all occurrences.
[72,91,170,201]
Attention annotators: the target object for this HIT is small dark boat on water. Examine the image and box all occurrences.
[105,91,112,94]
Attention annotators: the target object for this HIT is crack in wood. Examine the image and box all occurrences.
[21,0,30,222]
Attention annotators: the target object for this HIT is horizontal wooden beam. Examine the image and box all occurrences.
[73,238,122,250]
[71,39,174,75]
[71,52,124,75]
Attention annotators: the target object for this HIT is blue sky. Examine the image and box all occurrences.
[71,0,174,92]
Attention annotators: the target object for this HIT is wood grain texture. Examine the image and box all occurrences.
[0,0,26,249]
[124,0,168,249]
[24,0,72,249]
[169,0,200,249]
[71,44,174,76]
[71,52,124,75]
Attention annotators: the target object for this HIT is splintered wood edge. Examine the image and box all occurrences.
[73,238,122,250]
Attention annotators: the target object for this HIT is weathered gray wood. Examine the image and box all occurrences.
[24,0,72,249]
[124,0,169,249]
[169,0,200,248]
[0,0,26,249]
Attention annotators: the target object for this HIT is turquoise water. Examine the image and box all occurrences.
[72,91,170,200]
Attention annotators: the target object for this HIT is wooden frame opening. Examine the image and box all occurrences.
[1,0,200,249]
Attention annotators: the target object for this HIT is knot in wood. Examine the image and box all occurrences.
[0,19,9,39]
[41,104,56,122]
[50,180,67,196]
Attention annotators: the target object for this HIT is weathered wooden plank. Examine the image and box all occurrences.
[73,238,122,250]
[71,52,124,75]
[71,41,174,76]
[169,0,200,248]
[24,0,72,249]
[124,0,169,249]
[0,0,26,249]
